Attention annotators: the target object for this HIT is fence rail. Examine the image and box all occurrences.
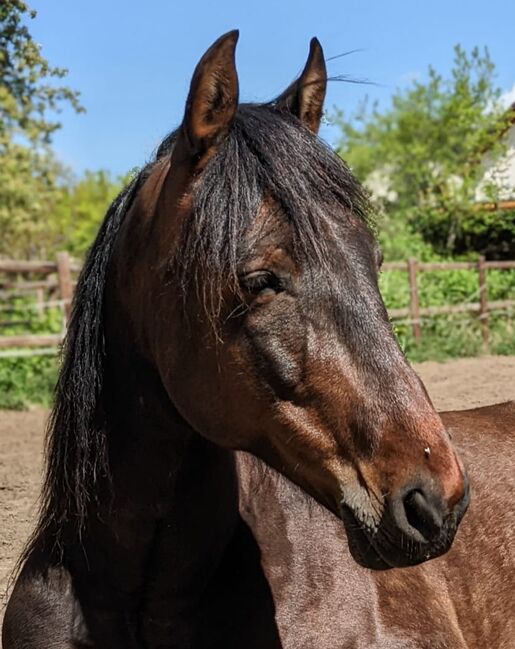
[383,256,515,344]
[0,252,514,354]
[0,252,78,356]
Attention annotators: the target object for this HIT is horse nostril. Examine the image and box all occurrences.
[403,489,443,542]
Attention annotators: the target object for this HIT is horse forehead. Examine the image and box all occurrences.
[251,199,292,237]
[240,200,294,262]
[243,198,370,259]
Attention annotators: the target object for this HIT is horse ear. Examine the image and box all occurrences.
[182,30,239,156]
[275,37,327,133]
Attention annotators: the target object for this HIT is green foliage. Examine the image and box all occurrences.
[0,162,127,259]
[0,296,62,409]
[335,44,515,360]
[377,218,438,262]
[0,0,83,145]
[397,313,515,363]
[380,266,515,362]
[435,208,515,259]
[0,1,84,259]
[0,144,69,257]
[0,296,62,336]
[0,3,128,408]
[336,45,514,258]
[51,170,130,257]
[0,355,57,409]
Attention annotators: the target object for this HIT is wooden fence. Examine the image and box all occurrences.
[382,257,515,344]
[0,253,514,354]
[0,252,80,354]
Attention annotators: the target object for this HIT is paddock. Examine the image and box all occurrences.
[1,354,514,635]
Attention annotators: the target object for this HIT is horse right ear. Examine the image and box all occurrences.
[182,30,239,157]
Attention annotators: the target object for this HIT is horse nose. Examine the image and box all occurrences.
[403,489,444,540]
[389,478,470,544]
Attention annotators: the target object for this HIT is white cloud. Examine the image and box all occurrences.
[500,83,515,108]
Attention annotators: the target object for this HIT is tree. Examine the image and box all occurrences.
[52,170,130,258]
[0,1,84,258]
[0,0,83,144]
[336,46,515,259]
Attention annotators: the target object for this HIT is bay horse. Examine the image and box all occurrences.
[3,30,509,648]
[238,400,515,648]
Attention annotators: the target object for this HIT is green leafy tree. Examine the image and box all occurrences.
[336,46,515,259]
[52,170,130,257]
[0,1,84,258]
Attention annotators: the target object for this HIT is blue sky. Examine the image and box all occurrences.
[29,0,515,177]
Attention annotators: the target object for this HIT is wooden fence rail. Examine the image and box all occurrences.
[383,256,515,344]
[0,252,79,354]
[0,253,514,353]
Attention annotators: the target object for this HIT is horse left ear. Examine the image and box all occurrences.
[275,38,327,133]
[182,30,240,156]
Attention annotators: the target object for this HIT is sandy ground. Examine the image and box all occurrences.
[0,408,46,616]
[0,355,514,624]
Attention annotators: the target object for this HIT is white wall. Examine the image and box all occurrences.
[475,123,515,201]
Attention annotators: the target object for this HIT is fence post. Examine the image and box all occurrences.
[407,257,421,343]
[477,255,489,347]
[56,251,73,322]
[35,287,45,313]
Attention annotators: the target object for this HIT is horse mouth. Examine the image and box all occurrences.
[339,503,458,570]
[339,504,393,570]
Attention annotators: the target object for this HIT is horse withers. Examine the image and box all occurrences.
[2,32,479,648]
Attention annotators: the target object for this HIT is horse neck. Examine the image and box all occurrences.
[100,162,242,579]
[88,318,279,646]
[63,337,266,646]
[101,336,241,587]
[64,167,281,646]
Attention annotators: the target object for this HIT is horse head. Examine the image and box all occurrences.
[113,31,469,569]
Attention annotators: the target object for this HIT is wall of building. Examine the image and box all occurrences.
[476,123,515,201]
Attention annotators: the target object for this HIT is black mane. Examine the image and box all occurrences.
[25,102,372,556]
[22,175,144,557]
[173,104,372,317]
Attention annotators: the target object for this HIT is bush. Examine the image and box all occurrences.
[0,355,58,409]
[452,209,515,260]
[380,264,515,362]
[0,296,61,409]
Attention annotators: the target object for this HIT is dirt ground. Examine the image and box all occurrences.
[1,355,514,622]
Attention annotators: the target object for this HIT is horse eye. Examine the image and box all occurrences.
[240,271,282,296]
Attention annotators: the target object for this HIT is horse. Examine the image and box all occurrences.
[238,401,515,648]
[6,30,507,648]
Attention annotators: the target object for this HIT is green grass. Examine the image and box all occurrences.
[396,314,515,363]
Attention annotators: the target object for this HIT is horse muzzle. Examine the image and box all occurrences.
[340,474,470,570]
